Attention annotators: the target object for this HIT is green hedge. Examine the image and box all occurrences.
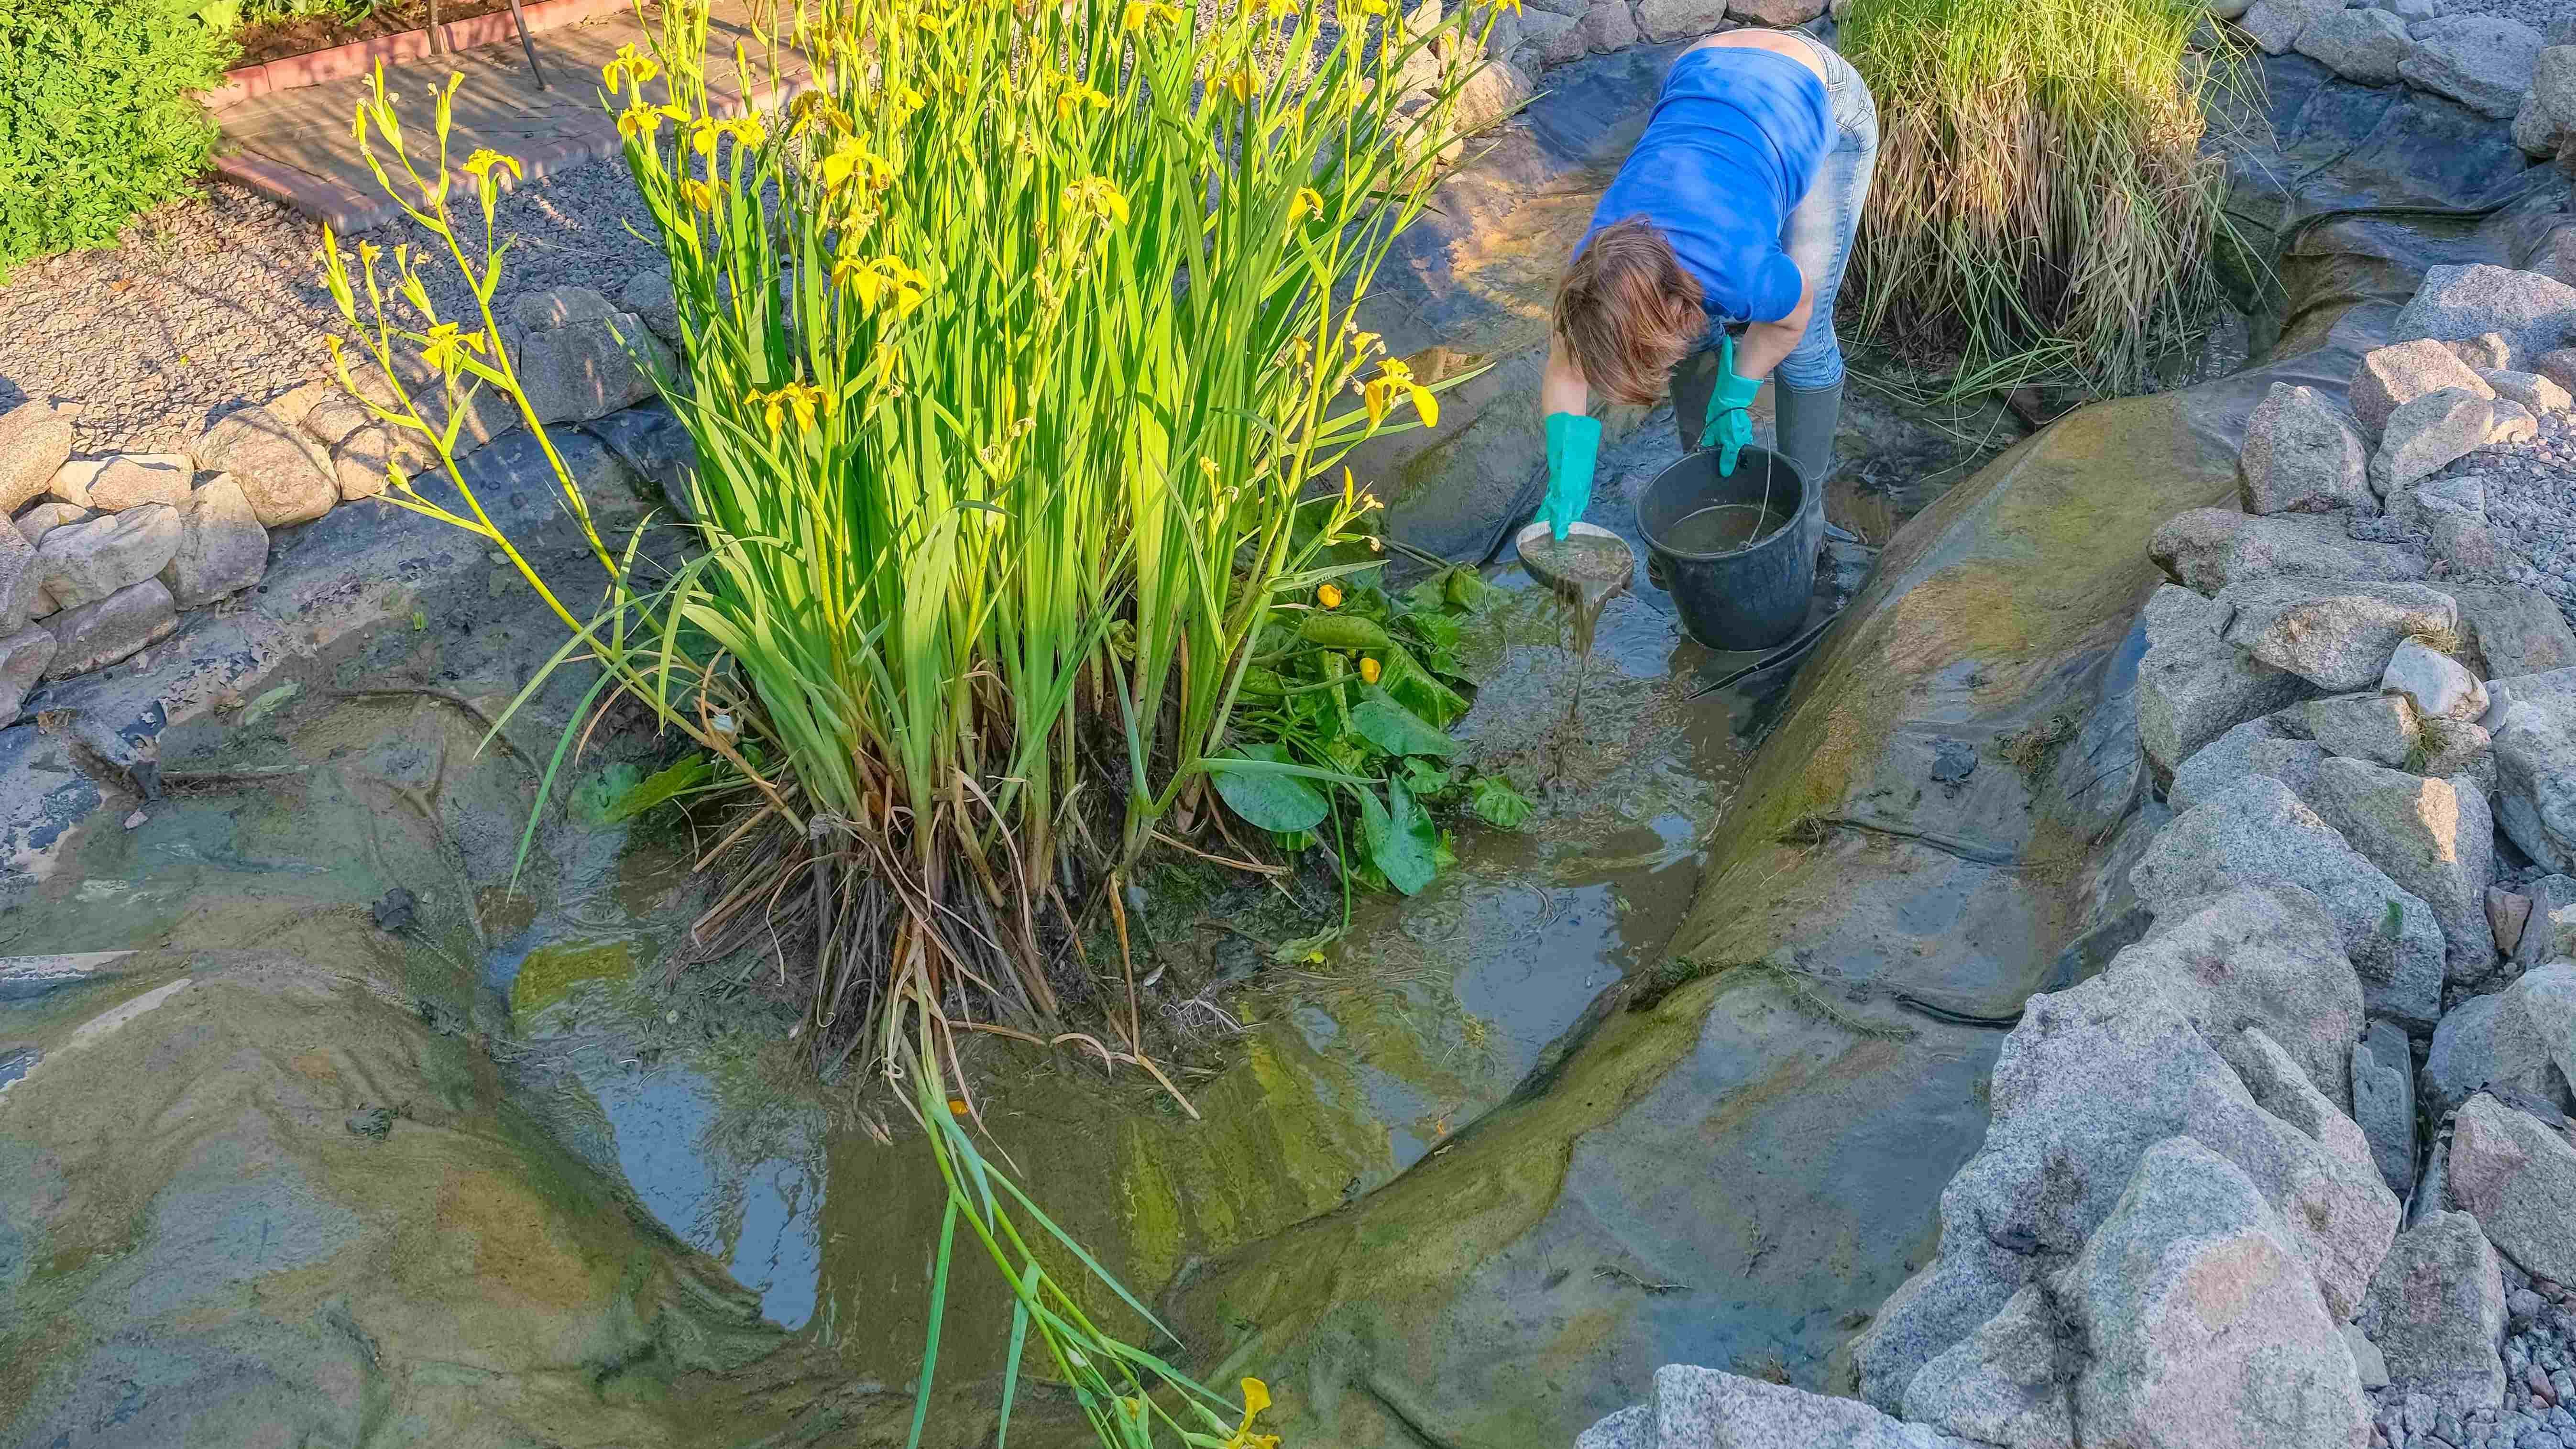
[0,0,234,277]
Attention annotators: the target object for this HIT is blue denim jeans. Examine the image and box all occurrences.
[1775,29,1879,390]
[1671,30,1880,439]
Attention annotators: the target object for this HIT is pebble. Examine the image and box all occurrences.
[121,810,144,830]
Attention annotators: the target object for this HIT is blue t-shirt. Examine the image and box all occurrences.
[1574,46,1831,327]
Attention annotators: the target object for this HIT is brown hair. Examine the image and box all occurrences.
[1554,217,1706,407]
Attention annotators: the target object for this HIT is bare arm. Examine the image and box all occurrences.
[1542,333,1590,417]
[1731,264,1813,384]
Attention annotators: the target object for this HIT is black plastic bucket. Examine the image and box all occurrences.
[1638,445,1818,651]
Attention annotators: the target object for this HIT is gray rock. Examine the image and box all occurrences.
[2487,369,2574,415]
[330,425,401,502]
[1574,1405,1649,1449]
[2307,692,2422,766]
[2493,886,2535,957]
[2132,775,2447,1030]
[2395,264,2576,366]
[2062,1138,2371,1449]
[2452,1094,2576,1284]
[2455,586,2576,678]
[2149,508,2429,594]
[50,454,190,513]
[1570,0,1642,54]
[157,475,269,610]
[2494,701,2576,872]
[2377,0,2438,18]
[2349,1324,2393,1391]
[2311,757,2498,980]
[2241,0,2346,52]
[2452,334,2520,372]
[13,502,85,549]
[33,505,180,612]
[2401,15,2550,115]
[1902,1283,2074,1448]
[42,579,177,680]
[296,392,374,450]
[2385,639,2489,722]
[1853,921,2393,1411]
[2484,666,2576,726]
[2356,1019,2419,1196]
[192,407,339,529]
[2171,715,2329,814]
[2356,340,2499,442]
[1728,0,1826,21]
[0,626,55,723]
[2140,617,2320,777]
[1601,1364,1971,1449]
[2366,1211,2508,1410]
[2140,885,2369,1110]
[2221,580,2460,692]
[2421,968,2576,1117]
[615,270,681,348]
[2297,5,2419,82]
[2521,901,2576,970]
[580,405,698,523]
[2517,45,2576,156]
[2540,347,2576,398]
[2242,383,2377,514]
[1632,0,1730,42]
[509,307,673,426]
[2492,396,2542,444]
[2419,717,2499,794]
[2378,388,2505,494]
[0,400,73,515]
[0,515,42,635]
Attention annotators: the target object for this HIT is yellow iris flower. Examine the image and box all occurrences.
[1363,358,1437,429]
[600,44,661,97]
[745,381,833,434]
[683,178,717,211]
[835,253,930,318]
[1056,80,1111,121]
[1121,0,1183,29]
[1063,176,1130,226]
[820,137,897,194]
[419,321,485,379]
[1289,187,1324,225]
[1222,1379,1281,1449]
[460,148,521,184]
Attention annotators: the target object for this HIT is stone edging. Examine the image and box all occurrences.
[1579,252,2576,1449]
[200,0,635,113]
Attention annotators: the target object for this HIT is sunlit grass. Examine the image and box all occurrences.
[1842,0,2237,395]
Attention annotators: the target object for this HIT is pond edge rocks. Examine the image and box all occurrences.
[1580,257,2576,1449]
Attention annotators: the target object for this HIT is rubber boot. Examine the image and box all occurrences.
[1774,376,1842,561]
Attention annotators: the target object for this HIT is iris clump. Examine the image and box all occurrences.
[319,0,1515,1087]
[1841,0,2237,394]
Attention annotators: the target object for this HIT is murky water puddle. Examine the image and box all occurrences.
[0,464,1788,1410]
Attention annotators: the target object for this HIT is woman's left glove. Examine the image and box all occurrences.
[1696,333,1764,476]
[1539,411,1603,540]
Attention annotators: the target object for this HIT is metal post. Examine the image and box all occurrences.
[504,0,548,89]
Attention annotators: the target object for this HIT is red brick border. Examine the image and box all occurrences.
[204,0,634,112]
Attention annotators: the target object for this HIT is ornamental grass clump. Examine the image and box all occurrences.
[318,0,1504,1087]
[1840,0,2235,394]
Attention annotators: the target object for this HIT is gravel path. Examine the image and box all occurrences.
[2430,0,2576,37]
[0,158,664,456]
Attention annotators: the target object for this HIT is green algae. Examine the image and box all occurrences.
[512,940,636,1018]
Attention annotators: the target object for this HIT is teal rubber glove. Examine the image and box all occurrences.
[1695,333,1765,476]
[1540,411,1602,540]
